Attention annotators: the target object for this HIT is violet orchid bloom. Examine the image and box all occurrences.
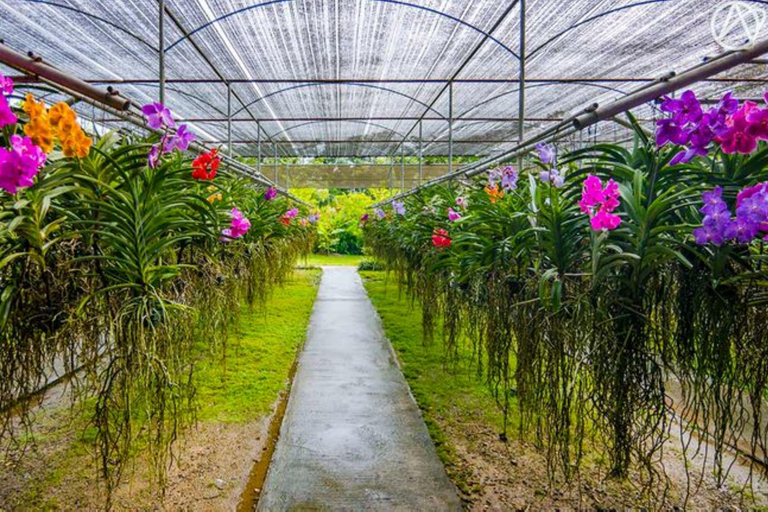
[536,142,555,164]
[264,188,278,201]
[669,145,708,166]
[360,213,369,222]
[500,166,518,191]
[285,207,299,218]
[308,212,320,223]
[447,207,461,222]
[660,90,703,125]
[147,144,161,168]
[725,216,760,244]
[0,135,46,194]
[693,225,725,246]
[539,169,564,188]
[487,167,502,187]
[164,124,195,152]
[655,118,690,147]
[700,186,727,216]
[392,200,405,216]
[707,92,739,137]
[694,186,733,245]
[374,207,386,220]
[142,102,175,130]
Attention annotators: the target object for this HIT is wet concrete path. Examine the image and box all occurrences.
[258,267,462,511]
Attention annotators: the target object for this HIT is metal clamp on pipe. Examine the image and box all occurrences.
[0,43,131,111]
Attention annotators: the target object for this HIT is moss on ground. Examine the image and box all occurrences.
[360,270,514,496]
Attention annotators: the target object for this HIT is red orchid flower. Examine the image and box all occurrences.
[192,148,219,180]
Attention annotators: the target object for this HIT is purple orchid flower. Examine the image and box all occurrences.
[392,200,405,216]
[536,142,555,165]
[447,207,461,222]
[147,144,161,168]
[142,102,175,130]
[487,167,502,187]
[164,124,195,152]
[374,207,386,220]
[500,166,518,191]
[660,90,703,126]
[264,187,278,201]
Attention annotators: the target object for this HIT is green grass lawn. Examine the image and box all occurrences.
[360,270,512,494]
[194,268,321,422]
[298,253,366,267]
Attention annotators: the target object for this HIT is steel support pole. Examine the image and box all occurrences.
[159,0,166,104]
[226,82,232,158]
[517,0,525,171]
[448,81,453,173]
[273,143,278,185]
[257,121,261,174]
[400,144,405,191]
[418,120,423,186]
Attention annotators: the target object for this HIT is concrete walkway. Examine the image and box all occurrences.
[258,267,462,511]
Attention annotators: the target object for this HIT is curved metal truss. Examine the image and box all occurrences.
[2,0,768,164]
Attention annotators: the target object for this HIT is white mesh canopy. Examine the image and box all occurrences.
[0,0,766,160]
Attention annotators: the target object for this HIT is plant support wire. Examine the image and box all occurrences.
[372,38,768,208]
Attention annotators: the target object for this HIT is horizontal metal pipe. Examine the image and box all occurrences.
[13,76,768,85]
[202,139,546,144]
[0,43,131,111]
[93,116,574,124]
[572,39,768,130]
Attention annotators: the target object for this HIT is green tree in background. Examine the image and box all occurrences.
[292,188,392,254]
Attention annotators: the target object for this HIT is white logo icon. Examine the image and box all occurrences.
[711,2,766,50]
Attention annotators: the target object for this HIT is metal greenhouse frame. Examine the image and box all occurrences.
[1,0,767,191]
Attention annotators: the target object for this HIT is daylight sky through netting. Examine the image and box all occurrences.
[1,0,766,166]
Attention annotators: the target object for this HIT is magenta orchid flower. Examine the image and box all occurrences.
[264,188,278,201]
[580,174,621,231]
[0,95,17,129]
[0,135,46,194]
[221,207,251,241]
[285,207,299,218]
[0,73,13,96]
[447,207,461,222]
